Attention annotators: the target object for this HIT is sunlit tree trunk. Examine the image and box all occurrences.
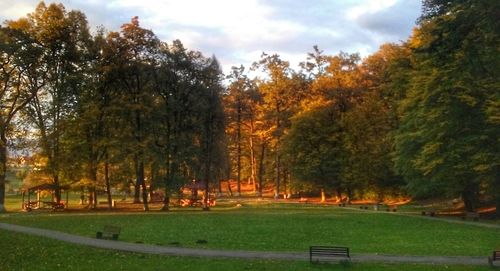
[236,98,242,196]
[249,119,257,192]
[495,166,500,219]
[257,141,266,197]
[275,140,281,199]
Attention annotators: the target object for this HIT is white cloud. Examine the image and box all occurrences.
[346,0,399,20]
[0,0,421,74]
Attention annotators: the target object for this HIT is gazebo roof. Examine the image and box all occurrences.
[27,183,70,192]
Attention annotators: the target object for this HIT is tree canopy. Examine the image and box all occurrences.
[1,1,498,217]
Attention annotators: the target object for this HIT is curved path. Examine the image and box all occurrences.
[0,222,488,266]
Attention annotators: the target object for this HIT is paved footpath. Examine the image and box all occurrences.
[0,222,489,266]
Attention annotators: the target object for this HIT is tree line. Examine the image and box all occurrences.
[0,1,498,216]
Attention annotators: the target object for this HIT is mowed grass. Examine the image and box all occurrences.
[1,203,498,256]
[0,230,491,271]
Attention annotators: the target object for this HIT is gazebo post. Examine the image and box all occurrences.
[37,189,40,208]
[22,190,25,209]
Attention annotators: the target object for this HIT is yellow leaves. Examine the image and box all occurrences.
[5,18,31,32]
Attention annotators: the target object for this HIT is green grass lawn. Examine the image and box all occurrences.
[1,203,498,257]
[0,230,491,271]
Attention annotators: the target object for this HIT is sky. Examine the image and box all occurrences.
[0,0,421,75]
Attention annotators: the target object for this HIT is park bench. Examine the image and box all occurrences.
[310,246,350,263]
[96,225,121,240]
[489,251,500,267]
[462,212,479,221]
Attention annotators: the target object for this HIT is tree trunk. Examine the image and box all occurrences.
[283,168,288,198]
[346,187,353,204]
[236,100,241,196]
[249,120,257,192]
[461,182,479,212]
[495,165,500,219]
[227,180,233,196]
[162,158,174,211]
[133,156,141,203]
[0,132,7,212]
[162,123,175,211]
[93,189,97,209]
[274,102,281,199]
[336,187,342,201]
[274,142,281,199]
[88,158,98,209]
[258,141,266,197]
[53,174,61,204]
[137,160,149,211]
[104,161,112,209]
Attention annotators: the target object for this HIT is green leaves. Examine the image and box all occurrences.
[394,0,499,210]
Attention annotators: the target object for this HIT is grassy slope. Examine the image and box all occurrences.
[0,230,491,271]
[1,203,498,256]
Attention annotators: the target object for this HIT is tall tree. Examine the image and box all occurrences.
[224,65,261,195]
[115,17,159,210]
[283,106,343,196]
[154,40,206,209]
[0,26,44,212]
[394,0,499,213]
[340,43,411,200]
[197,57,226,209]
[297,51,363,199]
[10,2,91,204]
[254,53,304,198]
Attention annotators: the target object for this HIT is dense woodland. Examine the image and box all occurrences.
[0,1,498,216]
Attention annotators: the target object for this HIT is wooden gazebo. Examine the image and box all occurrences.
[22,183,70,211]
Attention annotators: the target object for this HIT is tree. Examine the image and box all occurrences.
[197,57,227,209]
[113,16,159,210]
[62,29,122,209]
[297,51,363,199]
[224,65,261,195]
[0,26,43,212]
[283,106,343,196]
[340,43,411,200]
[394,0,500,213]
[254,53,305,198]
[9,2,91,204]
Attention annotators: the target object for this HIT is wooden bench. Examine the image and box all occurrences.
[489,251,500,267]
[310,246,350,263]
[96,225,121,240]
[462,212,479,221]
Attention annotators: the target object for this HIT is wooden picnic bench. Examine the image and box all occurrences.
[96,225,121,240]
[489,251,500,267]
[310,246,350,263]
